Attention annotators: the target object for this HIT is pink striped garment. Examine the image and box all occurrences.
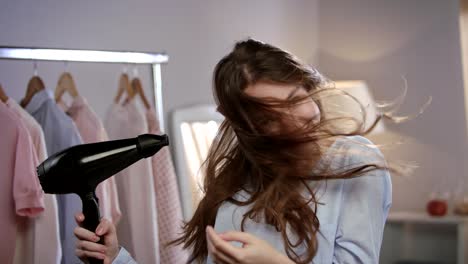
[146,108,188,264]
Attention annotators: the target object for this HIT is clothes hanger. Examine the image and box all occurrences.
[114,65,135,104]
[128,66,150,109]
[55,63,79,102]
[0,83,9,103]
[131,77,151,110]
[20,61,45,107]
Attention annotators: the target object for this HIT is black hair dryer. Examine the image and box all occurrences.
[36,134,169,264]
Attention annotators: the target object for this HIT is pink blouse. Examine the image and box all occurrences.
[7,98,62,264]
[0,101,44,264]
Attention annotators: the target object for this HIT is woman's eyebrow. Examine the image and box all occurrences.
[286,86,301,100]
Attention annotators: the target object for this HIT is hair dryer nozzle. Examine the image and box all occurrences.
[137,134,169,158]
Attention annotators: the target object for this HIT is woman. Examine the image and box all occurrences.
[74,39,392,264]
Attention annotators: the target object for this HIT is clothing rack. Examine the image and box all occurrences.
[0,46,169,131]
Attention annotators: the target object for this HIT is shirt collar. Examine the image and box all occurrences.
[0,99,10,113]
[5,97,15,109]
[25,89,54,114]
[67,95,86,116]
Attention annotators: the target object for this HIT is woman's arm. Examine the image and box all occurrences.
[112,247,138,264]
[332,142,392,263]
[206,226,295,264]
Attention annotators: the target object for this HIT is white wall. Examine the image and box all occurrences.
[0,0,319,130]
[317,0,467,212]
[317,2,466,262]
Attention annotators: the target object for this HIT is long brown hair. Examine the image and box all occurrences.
[172,39,390,263]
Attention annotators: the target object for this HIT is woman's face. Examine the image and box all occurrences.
[244,82,320,130]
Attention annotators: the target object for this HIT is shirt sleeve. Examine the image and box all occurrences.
[332,140,392,263]
[13,122,45,217]
[112,247,138,264]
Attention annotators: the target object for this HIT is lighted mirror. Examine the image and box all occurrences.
[171,104,224,220]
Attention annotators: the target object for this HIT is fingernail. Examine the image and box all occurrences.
[79,215,83,221]
[96,227,103,235]
[94,236,100,242]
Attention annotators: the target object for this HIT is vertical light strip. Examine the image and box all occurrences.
[181,122,205,207]
[180,122,200,184]
[192,122,209,160]
[460,0,468,141]
[189,123,204,184]
[459,1,468,239]
[206,120,219,143]
[152,63,165,132]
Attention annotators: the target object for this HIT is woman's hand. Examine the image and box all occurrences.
[206,226,295,264]
[74,213,120,264]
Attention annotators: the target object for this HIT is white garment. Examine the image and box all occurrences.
[104,101,160,264]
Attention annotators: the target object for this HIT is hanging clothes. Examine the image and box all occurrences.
[7,99,61,264]
[24,89,83,264]
[104,101,160,264]
[146,108,188,263]
[61,95,121,225]
[0,101,45,264]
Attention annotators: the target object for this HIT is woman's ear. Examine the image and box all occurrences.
[311,100,321,123]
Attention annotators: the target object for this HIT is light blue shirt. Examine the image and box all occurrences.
[114,136,392,264]
[25,89,84,264]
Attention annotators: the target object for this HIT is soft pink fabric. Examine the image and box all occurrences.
[63,96,121,224]
[146,108,189,263]
[104,101,159,264]
[7,99,62,264]
[0,101,44,264]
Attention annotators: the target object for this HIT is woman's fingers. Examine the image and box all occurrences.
[74,216,119,264]
[75,213,85,225]
[77,240,107,253]
[218,230,255,244]
[95,218,112,236]
[206,226,243,263]
[207,233,235,264]
[74,226,100,242]
[207,235,230,264]
[75,248,105,260]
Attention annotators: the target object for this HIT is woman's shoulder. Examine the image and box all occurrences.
[314,136,392,211]
[325,135,385,166]
[330,135,379,152]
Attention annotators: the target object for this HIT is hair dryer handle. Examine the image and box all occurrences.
[81,192,103,264]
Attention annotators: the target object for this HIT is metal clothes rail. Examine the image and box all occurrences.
[0,46,169,131]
